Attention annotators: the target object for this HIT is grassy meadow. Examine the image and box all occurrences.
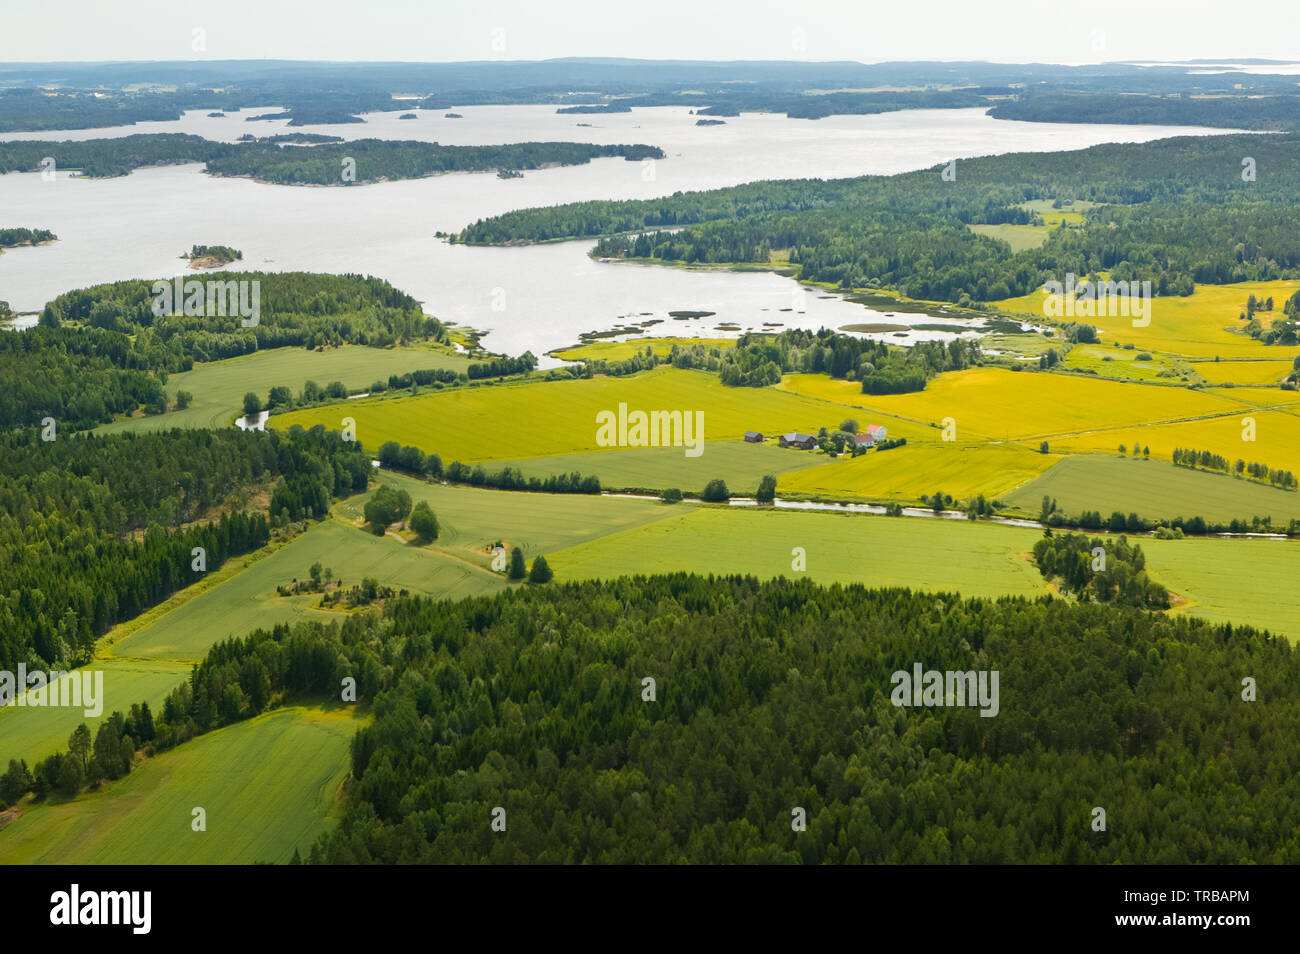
[1005,455,1300,525]
[99,344,469,434]
[0,706,360,864]
[547,505,1051,598]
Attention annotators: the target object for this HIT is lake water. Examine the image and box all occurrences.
[0,105,1243,356]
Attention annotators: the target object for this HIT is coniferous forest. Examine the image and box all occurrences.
[48,575,1295,864]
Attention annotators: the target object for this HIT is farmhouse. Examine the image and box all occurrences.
[744,431,763,443]
[779,432,816,449]
[854,424,889,448]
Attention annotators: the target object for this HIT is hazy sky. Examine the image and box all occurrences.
[1,0,1297,65]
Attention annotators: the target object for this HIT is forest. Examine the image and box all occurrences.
[0,426,371,671]
[988,90,1300,130]
[34,574,1294,863]
[719,328,980,392]
[0,134,663,184]
[0,136,665,184]
[42,271,444,360]
[203,138,664,185]
[465,133,1300,305]
[0,325,173,431]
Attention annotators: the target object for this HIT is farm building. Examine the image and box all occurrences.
[853,424,889,448]
[779,432,816,449]
[744,431,764,443]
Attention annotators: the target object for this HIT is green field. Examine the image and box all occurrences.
[99,344,469,434]
[547,503,1300,640]
[1060,344,1192,384]
[0,660,191,769]
[343,471,679,565]
[0,706,360,864]
[1143,536,1300,638]
[968,223,1051,253]
[490,440,827,494]
[549,505,1050,598]
[1005,455,1300,525]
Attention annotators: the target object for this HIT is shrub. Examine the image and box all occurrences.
[701,479,731,502]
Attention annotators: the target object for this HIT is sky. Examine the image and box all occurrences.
[0,0,1297,65]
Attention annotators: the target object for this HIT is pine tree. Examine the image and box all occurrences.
[529,555,553,584]
[508,547,526,580]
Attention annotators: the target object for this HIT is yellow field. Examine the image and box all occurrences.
[1192,359,1295,386]
[272,367,863,462]
[990,280,1300,359]
[550,338,734,361]
[1044,407,1300,474]
[780,441,1057,501]
[779,368,1250,443]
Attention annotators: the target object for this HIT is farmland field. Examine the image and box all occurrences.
[272,366,858,462]
[547,505,1052,598]
[98,344,469,434]
[1192,359,1295,386]
[0,706,360,865]
[779,441,1056,501]
[0,660,191,767]
[1060,344,1191,384]
[1005,455,1300,525]
[990,280,1300,360]
[343,470,678,562]
[968,222,1051,253]
[1042,407,1300,475]
[490,440,827,493]
[1142,536,1300,638]
[546,504,1300,640]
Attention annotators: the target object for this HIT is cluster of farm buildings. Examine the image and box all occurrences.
[742,425,888,450]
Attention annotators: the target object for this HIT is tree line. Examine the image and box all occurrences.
[1172,447,1297,490]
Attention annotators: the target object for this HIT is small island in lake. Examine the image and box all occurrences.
[444,112,463,119]
[0,227,57,251]
[183,244,243,268]
[557,104,632,114]
[399,113,417,119]
[696,118,726,126]
[497,168,523,179]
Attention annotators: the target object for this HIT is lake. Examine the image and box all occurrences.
[0,105,1242,356]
